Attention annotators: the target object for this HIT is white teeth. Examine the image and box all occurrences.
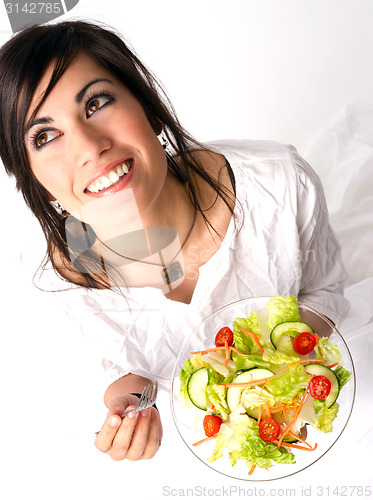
[109,170,120,183]
[86,160,132,193]
[101,176,112,188]
[95,178,104,191]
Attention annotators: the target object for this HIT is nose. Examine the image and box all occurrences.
[70,122,112,168]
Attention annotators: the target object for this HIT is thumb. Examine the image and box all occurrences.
[106,393,139,418]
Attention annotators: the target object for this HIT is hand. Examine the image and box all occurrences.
[94,394,163,461]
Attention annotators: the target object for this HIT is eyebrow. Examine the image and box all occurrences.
[75,78,112,103]
[25,78,113,134]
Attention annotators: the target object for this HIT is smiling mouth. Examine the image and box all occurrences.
[85,159,133,193]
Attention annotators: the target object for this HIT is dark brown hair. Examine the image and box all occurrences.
[0,19,236,289]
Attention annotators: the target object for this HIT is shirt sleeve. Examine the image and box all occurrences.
[101,359,130,388]
[289,145,350,325]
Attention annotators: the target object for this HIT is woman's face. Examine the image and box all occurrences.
[25,52,167,219]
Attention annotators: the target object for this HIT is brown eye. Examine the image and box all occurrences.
[32,129,61,149]
[86,94,112,117]
[88,98,100,114]
[37,132,48,146]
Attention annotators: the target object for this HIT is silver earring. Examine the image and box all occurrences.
[50,200,65,214]
[161,133,169,150]
[160,133,187,182]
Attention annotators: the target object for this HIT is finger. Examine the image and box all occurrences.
[125,408,153,461]
[140,408,163,460]
[106,394,138,419]
[109,407,139,461]
[127,408,162,461]
[94,414,122,453]
[156,408,163,445]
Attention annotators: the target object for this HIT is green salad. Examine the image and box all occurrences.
[179,296,352,475]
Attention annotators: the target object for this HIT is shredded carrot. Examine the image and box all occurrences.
[274,439,317,451]
[224,340,230,367]
[240,327,264,353]
[268,407,283,414]
[277,385,309,449]
[229,346,249,355]
[192,435,218,447]
[287,431,314,449]
[328,362,339,369]
[248,464,256,475]
[257,405,262,425]
[281,403,287,418]
[190,345,248,356]
[190,346,224,355]
[264,402,271,418]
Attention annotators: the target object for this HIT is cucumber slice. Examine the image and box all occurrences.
[270,321,314,349]
[187,368,209,410]
[304,364,340,408]
[246,407,260,420]
[226,368,274,412]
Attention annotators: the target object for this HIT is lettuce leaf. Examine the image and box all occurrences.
[241,386,277,410]
[233,311,263,355]
[180,358,194,399]
[207,368,224,385]
[313,398,326,414]
[262,347,300,366]
[314,337,344,366]
[207,424,233,463]
[266,295,301,331]
[206,384,230,419]
[227,416,295,469]
[334,366,352,389]
[190,353,211,370]
[310,403,339,433]
[232,352,272,372]
[266,363,311,403]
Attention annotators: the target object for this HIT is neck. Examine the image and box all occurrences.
[88,169,197,287]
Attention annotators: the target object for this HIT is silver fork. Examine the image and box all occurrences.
[95,381,158,435]
[121,381,158,418]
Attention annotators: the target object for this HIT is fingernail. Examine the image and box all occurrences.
[141,409,148,417]
[127,407,137,419]
[110,416,121,427]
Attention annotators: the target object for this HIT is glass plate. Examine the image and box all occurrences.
[170,297,356,481]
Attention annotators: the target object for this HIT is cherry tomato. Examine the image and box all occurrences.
[215,327,234,347]
[258,417,281,442]
[203,414,223,437]
[293,331,317,355]
[309,375,331,399]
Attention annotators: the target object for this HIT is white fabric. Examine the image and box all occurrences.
[38,139,349,387]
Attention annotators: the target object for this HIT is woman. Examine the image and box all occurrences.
[0,20,349,461]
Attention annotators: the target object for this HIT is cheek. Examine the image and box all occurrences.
[30,156,73,204]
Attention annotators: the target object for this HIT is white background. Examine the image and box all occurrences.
[0,1,372,500]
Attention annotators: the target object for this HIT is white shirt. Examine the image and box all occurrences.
[39,140,349,386]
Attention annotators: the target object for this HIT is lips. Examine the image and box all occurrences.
[84,158,134,197]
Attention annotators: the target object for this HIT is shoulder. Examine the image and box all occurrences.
[202,139,293,163]
[203,139,322,193]
[186,148,235,205]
